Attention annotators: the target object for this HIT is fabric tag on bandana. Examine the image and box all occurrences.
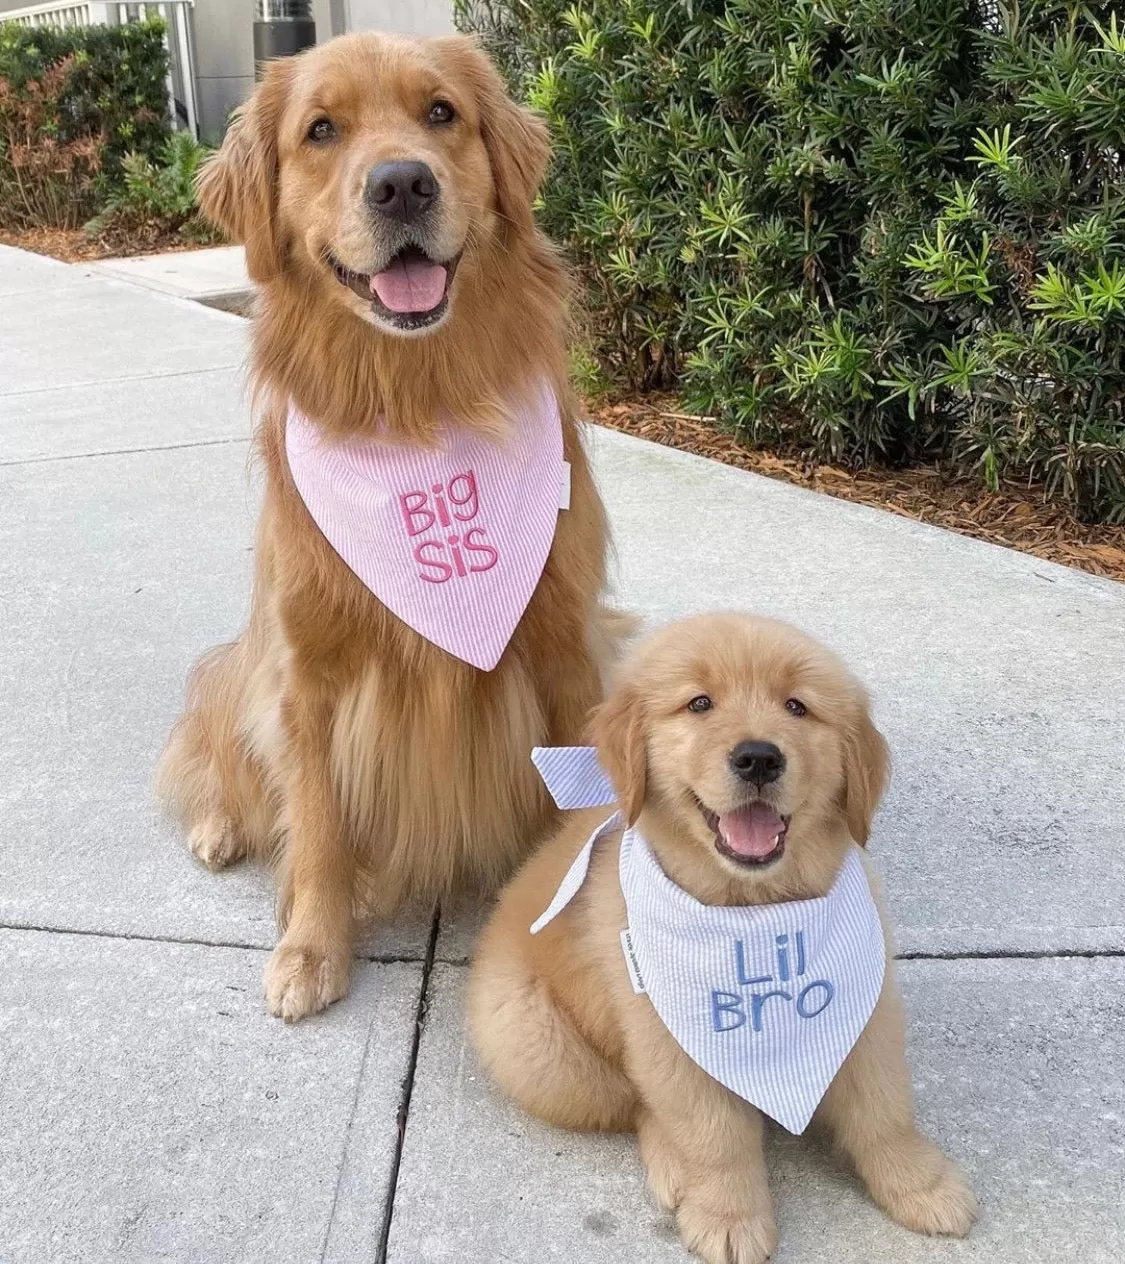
[529,745,886,1135]
[285,384,565,671]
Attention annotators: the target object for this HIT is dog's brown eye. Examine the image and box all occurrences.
[428,100,456,125]
[785,698,807,717]
[687,695,712,713]
[307,117,336,144]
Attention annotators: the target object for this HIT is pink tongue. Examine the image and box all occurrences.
[717,802,786,858]
[370,255,448,313]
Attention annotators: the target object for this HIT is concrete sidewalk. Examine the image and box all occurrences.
[87,245,254,313]
[1,243,1122,1263]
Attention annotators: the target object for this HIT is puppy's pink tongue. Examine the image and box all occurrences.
[370,256,447,313]
[718,803,786,858]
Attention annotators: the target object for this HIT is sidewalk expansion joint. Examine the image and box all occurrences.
[0,362,243,398]
[0,436,249,469]
[897,947,1125,961]
[0,920,430,964]
[373,907,441,1264]
[2,921,1121,964]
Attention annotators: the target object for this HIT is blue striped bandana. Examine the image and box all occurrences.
[529,746,886,1135]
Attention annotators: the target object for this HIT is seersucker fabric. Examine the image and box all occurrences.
[530,746,886,1134]
[285,383,568,671]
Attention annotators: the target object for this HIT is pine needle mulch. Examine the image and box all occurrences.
[589,396,1125,584]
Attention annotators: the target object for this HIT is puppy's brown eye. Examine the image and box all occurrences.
[785,698,807,717]
[687,695,712,713]
[307,117,337,144]
[428,100,456,125]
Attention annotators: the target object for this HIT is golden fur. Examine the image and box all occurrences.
[469,614,977,1263]
[156,33,611,1021]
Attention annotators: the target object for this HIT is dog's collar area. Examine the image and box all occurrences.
[327,245,462,331]
[694,794,790,868]
[284,382,564,671]
[528,789,888,1136]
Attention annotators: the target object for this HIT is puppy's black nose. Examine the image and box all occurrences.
[365,161,438,223]
[729,740,785,786]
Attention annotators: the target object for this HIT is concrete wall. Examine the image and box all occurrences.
[193,0,456,139]
[0,0,455,138]
[332,0,455,38]
[191,0,256,144]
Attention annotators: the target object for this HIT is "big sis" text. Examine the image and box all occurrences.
[398,469,499,584]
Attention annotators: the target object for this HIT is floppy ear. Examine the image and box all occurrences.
[432,36,551,228]
[197,59,293,281]
[587,683,647,826]
[842,704,890,846]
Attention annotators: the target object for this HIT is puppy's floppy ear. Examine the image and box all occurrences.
[842,702,890,846]
[433,36,551,228]
[588,683,646,826]
[197,58,293,281]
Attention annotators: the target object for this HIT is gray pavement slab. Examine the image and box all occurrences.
[1,275,246,393]
[0,366,251,464]
[0,439,428,960]
[586,426,1125,956]
[0,243,81,298]
[86,246,253,310]
[437,428,1125,962]
[385,960,1125,1264]
[2,237,1121,964]
[0,928,422,1264]
[2,244,1123,1264]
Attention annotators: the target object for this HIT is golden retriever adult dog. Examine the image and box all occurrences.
[156,33,610,1021]
[469,614,976,1263]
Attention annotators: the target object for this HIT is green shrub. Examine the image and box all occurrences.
[86,130,220,242]
[0,17,169,228]
[459,1,1125,522]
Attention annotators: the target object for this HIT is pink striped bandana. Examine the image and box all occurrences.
[285,386,568,670]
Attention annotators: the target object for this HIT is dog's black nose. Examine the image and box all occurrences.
[728,740,785,786]
[365,161,438,223]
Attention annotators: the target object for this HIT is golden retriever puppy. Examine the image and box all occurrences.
[156,33,611,1021]
[469,613,977,1263]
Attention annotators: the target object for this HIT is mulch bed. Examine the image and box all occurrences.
[0,223,205,262]
[590,396,1125,583]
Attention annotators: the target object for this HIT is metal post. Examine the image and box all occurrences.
[253,0,316,75]
[172,2,200,137]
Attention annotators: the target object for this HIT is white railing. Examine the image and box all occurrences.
[2,1,200,138]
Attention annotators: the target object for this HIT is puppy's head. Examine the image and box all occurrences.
[198,33,548,337]
[590,614,889,891]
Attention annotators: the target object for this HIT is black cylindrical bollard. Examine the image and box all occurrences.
[253,0,316,75]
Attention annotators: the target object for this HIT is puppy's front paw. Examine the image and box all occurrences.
[264,938,350,1022]
[875,1145,978,1238]
[677,1199,777,1264]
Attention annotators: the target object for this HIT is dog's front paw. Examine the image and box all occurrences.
[676,1198,777,1264]
[188,815,246,870]
[264,938,350,1022]
[874,1144,978,1238]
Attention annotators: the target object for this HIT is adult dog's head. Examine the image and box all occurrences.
[590,613,890,901]
[200,33,549,339]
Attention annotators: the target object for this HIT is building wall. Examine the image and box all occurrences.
[191,0,257,144]
[331,0,455,38]
[0,0,455,138]
[194,0,456,139]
